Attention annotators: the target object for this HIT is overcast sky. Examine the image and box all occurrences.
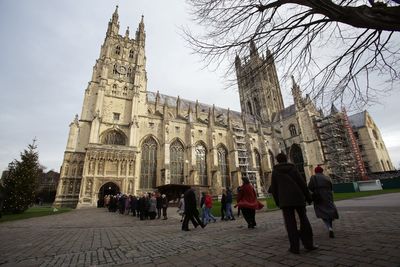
[0,0,399,172]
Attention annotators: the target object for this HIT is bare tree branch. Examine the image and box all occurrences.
[184,0,400,109]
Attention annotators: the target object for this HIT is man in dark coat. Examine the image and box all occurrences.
[182,187,205,231]
[268,153,317,254]
[156,192,162,219]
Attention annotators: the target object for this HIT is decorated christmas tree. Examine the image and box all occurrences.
[3,140,40,213]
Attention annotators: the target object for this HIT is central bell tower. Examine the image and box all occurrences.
[235,42,284,122]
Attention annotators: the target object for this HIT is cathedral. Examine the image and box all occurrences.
[54,7,394,208]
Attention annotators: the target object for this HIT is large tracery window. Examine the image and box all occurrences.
[253,98,261,117]
[102,130,126,145]
[218,146,229,188]
[170,139,184,184]
[140,137,158,189]
[268,150,275,168]
[196,143,208,186]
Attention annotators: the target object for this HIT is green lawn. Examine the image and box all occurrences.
[210,188,400,216]
[333,188,400,201]
[0,205,72,223]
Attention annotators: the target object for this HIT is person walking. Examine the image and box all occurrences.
[225,188,235,220]
[308,166,339,238]
[130,195,137,217]
[177,193,185,222]
[204,192,217,224]
[148,193,157,220]
[220,189,226,221]
[182,187,205,231]
[236,177,264,229]
[156,192,162,219]
[268,153,317,254]
[161,194,168,220]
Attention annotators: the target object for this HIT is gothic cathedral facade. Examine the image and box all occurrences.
[54,7,394,208]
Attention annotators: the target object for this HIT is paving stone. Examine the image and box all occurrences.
[0,194,400,266]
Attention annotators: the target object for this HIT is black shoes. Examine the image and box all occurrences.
[305,245,319,251]
[329,230,335,238]
[182,228,190,231]
[288,248,300,254]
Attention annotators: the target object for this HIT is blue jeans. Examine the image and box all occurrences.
[225,203,234,219]
[204,207,216,223]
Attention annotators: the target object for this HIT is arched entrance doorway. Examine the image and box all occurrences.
[98,182,120,207]
[290,144,306,180]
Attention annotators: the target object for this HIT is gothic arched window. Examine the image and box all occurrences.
[289,124,297,137]
[247,101,254,115]
[290,144,306,179]
[170,139,184,184]
[217,146,229,188]
[102,130,126,145]
[268,150,275,168]
[196,143,207,185]
[129,49,134,58]
[253,98,261,117]
[115,45,121,55]
[140,137,158,189]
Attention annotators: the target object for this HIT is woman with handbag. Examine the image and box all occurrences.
[308,166,339,238]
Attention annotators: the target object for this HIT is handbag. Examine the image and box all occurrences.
[311,176,322,204]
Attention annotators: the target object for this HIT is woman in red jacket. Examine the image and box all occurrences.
[237,177,264,228]
[203,192,217,224]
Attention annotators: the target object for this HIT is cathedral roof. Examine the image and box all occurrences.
[271,104,296,122]
[348,111,367,128]
[146,91,255,125]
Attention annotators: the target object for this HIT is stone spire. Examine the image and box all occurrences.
[106,6,120,36]
[291,75,304,109]
[125,26,130,38]
[136,15,146,46]
[176,96,181,117]
[249,40,258,58]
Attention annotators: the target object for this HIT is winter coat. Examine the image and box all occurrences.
[204,194,213,208]
[269,163,312,208]
[308,173,339,220]
[221,193,226,206]
[156,196,162,209]
[178,198,185,215]
[184,188,199,216]
[226,191,233,204]
[161,196,168,208]
[237,183,264,210]
[149,197,157,212]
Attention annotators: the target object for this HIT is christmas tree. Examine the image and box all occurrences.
[3,140,41,213]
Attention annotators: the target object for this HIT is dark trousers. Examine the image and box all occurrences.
[241,208,256,228]
[182,213,203,230]
[157,208,162,219]
[220,205,225,220]
[282,206,314,251]
[162,207,167,218]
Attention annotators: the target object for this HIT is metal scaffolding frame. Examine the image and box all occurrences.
[233,125,259,193]
[314,113,360,183]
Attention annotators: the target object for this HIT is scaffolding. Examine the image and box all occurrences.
[233,125,259,193]
[314,113,359,183]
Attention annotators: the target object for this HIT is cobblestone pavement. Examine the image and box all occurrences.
[1,193,399,267]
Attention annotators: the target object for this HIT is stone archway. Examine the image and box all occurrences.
[98,182,120,207]
[290,144,306,180]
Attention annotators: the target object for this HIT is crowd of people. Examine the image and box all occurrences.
[103,192,169,220]
[102,152,339,255]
